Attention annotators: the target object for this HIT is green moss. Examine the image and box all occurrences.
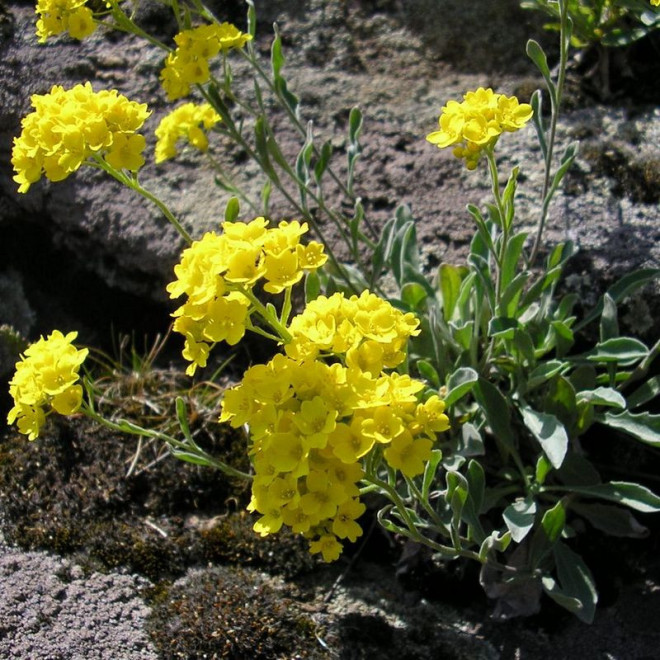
[146,565,324,659]
[0,415,315,583]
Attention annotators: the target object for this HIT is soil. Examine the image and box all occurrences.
[0,0,660,658]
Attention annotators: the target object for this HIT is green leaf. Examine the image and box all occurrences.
[314,139,333,185]
[500,231,527,293]
[175,397,194,444]
[626,376,660,409]
[401,281,428,311]
[520,404,569,469]
[271,27,285,79]
[449,320,473,351]
[499,272,530,318]
[547,141,578,200]
[478,530,512,562]
[503,495,537,543]
[530,89,547,158]
[571,502,648,539]
[527,360,568,390]
[416,359,440,388]
[474,378,516,451]
[541,576,584,619]
[600,293,619,342]
[438,263,467,321]
[458,423,485,457]
[464,460,487,544]
[550,541,598,623]
[422,449,443,501]
[596,410,660,447]
[541,500,565,543]
[224,196,240,223]
[576,387,626,409]
[569,481,660,513]
[444,367,479,407]
[488,317,519,340]
[586,337,648,365]
[170,448,214,467]
[535,454,552,485]
[500,167,520,231]
[304,270,321,303]
[526,39,554,99]
[575,268,660,332]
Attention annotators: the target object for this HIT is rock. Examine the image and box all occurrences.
[0,0,658,338]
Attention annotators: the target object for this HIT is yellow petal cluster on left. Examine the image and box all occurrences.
[35,0,97,43]
[7,330,89,440]
[167,217,328,375]
[11,82,151,193]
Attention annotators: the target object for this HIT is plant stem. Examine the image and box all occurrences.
[92,157,193,244]
[528,0,570,266]
[81,401,252,480]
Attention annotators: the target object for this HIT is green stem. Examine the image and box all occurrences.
[238,286,293,343]
[81,401,252,480]
[528,0,570,267]
[92,157,193,244]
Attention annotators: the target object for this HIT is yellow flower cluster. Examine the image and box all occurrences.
[7,330,88,440]
[154,102,221,164]
[167,217,328,375]
[11,82,151,193]
[160,23,252,101]
[426,87,533,169]
[652,0,659,6]
[285,290,421,374]
[35,0,97,43]
[220,293,450,562]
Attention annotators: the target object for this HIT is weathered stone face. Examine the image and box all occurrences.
[1,0,658,340]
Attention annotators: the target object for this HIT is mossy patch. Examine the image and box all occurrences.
[0,411,315,582]
[146,565,323,659]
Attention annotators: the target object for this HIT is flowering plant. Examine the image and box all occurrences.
[7,0,660,621]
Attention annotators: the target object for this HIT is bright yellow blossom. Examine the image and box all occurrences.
[7,330,88,440]
[427,87,533,169]
[154,103,221,163]
[160,23,252,101]
[12,83,150,193]
[35,0,97,43]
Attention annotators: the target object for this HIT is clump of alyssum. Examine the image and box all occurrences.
[154,102,222,163]
[426,87,533,169]
[166,217,328,375]
[7,330,88,440]
[220,291,450,561]
[11,82,150,193]
[35,0,97,43]
[160,23,252,101]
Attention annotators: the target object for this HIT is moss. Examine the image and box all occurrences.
[146,565,324,659]
[198,511,317,579]
[0,413,316,583]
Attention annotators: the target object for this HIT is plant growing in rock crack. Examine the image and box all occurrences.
[7,0,660,622]
[521,0,660,97]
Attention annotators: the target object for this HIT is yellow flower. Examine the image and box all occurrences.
[332,498,366,542]
[383,431,433,477]
[309,534,343,562]
[12,83,150,193]
[652,0,659,7]
[160,23,252,101]
[35,0,97,43]
[154,102,221,163]
[427,87,532,169]
[7,330,88,440]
